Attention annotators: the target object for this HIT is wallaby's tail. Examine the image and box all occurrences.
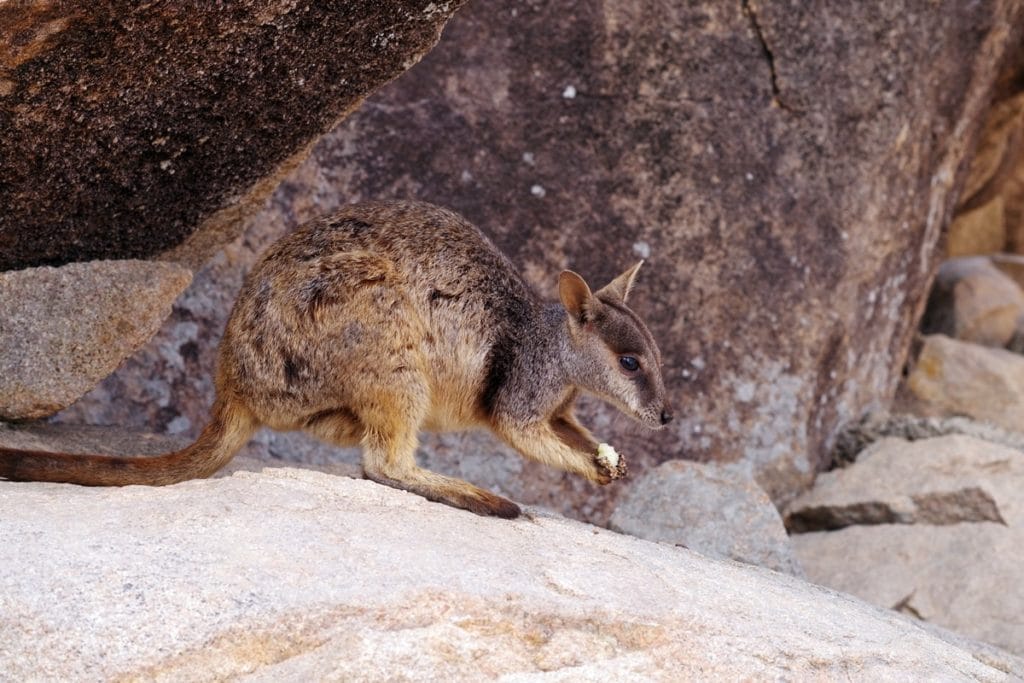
[0,399,258,486]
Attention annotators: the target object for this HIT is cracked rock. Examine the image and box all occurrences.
[787,435,1022,531]
[794,523,1024,657]
[789,435,1024,655]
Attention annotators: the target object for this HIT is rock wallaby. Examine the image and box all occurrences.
[0,201,672,518]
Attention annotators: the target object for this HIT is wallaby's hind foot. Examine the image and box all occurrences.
[364,466,521,519]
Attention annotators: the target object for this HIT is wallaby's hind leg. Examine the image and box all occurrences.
[357,387,520,519]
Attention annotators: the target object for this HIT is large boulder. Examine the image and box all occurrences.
[0,261,191,420]
[57,1,1024,518]
[0,0,467,271]
[788,435,1024,656]
[1,467,1021,680]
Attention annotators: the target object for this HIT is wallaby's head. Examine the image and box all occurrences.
[558,262,673,429]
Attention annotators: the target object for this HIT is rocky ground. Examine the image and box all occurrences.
[773,263,1024,658]
[776,105,1024,656]
[2,463,1022,681]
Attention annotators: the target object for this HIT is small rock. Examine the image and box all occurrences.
[609,460,803,576]
[789,435,1024,655]
[921,256,1024,348]
[904,334,1024,434]
[0,260,191,420]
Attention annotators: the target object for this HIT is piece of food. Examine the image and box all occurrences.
[596,442,620,469]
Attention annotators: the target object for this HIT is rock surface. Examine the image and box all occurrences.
[0,420,189,457]
[921,256,1024,348]
[786,434,1022,532]
[952,84,1024,255]
[55,0,1024,517]
[991,252,1024,290]
[831,411,1024,468]
[1,468,1022,680]
[0,0,467,271]
[947,198,1008,258]
[0,260,191,420]
[788,435,1024,656]
[903,334,1024,434]
[0,420,361,480]
[609,459,803,576]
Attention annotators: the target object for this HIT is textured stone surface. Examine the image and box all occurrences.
[0,421,189,457]
[959,91,1024,204]
[57,1,1024,518]
[921,256,1024,347]
[0,0,467,271]
[0,261,191,420]
[796,524,1024,658]
[0,420,360,480]
[960,90,1024,254]
[610,459,803,576]
[1,468,1021,680]
[831,411,1024,468]
[956,39,1024,253]
[991,252,1024,289]
[790,435,1024,655]
[786,435,1024,532]
[904,334,1024,433]
[947,198,1007,257]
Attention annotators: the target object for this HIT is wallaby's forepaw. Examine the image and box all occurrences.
[594,443,627,484]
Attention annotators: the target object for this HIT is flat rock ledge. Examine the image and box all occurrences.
[1,467,1021,680]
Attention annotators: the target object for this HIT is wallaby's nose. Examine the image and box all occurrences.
[660,408,673,425]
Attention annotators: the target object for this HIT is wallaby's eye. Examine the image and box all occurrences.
[619,356,640,373]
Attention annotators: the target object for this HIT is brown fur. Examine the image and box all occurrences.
[1,201,671,518]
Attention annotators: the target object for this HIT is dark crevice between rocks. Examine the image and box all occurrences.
[740,0,794,113]
[786,487,1006,533]
[892,592,925,621]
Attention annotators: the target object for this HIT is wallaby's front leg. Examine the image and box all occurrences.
[493,412,626,485]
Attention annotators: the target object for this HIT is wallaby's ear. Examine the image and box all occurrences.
[559,270,594,323]
[596,261,643,303]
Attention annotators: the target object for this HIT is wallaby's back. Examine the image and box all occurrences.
[223,200,541,434]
